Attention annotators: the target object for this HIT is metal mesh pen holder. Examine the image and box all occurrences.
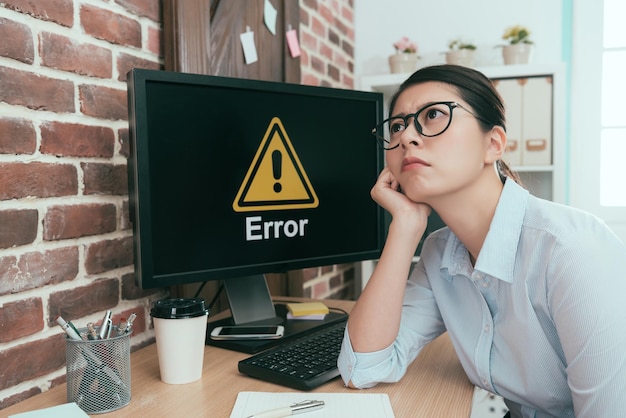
[65,327,131,414]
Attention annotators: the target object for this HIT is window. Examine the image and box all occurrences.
[600,0,626,206]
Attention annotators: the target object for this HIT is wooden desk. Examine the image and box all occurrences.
[3,300,473,417]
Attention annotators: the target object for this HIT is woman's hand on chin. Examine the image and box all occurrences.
[371,167,431,228]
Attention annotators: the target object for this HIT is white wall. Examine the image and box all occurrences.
[353,0,564,86]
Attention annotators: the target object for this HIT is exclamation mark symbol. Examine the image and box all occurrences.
[272,150,282,193]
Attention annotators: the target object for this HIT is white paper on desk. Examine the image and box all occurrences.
[8,402,89,418]
[230,391,395,418]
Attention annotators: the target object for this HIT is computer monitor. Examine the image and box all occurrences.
[126,69,385,339]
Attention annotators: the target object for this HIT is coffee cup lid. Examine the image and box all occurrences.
[150,298,209,319]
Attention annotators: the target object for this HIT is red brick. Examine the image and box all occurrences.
[40,121,115,158]
[329,272,342,289]
[121,272,163,300]
[318,2,334,24]
[320,43,333,60]
[334,17,350,37]
[342,39,354,56]
[328,63,340,81]
[116,52,161,81]
[311,16,326,37]
[341,5,353,21]
[0,17,34,64]
[312,281,329,298]
[39,32,112,78]
[301,30,318,52]
[82,163,128,196]
[0,162,78,200]
[302,72,319,87]
[302,267,320,281]
[48,278,119,323]
[147,25,161,56]
[43,203,117,241]
[0,66,74,113]
[0,298,44,342]
[311,55,324,73]
[0,386,43,410]
[342,73,354,89]
[0,117,37,154]
[0,247,79,296]
[0,209,38,249]
[85,236,134,274]
[79,84,128,121]
[116,0,161,21]
[120,200,131,231]
[0,334,66,391]
[2,0,74,27]
[118,127,130,158]
[81,4,141,48]
[328,28,340,46]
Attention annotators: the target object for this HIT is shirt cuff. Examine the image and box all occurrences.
[337,326,395,389]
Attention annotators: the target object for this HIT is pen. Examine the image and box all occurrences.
[86,322,99,340]
[99,310,112,339]
[126,312,137,329]
[246,400,325,418]
[57,316,82,340]
[67,320,82,338]
[117,312,137,335]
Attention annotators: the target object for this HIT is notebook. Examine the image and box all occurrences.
[230,391,395,418]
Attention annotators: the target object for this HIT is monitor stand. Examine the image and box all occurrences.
[205,274,348,354]
[223,274,283,325]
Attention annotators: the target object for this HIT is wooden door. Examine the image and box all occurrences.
[162,0,300,83]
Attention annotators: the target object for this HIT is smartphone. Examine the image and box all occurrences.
[209,325,284,340]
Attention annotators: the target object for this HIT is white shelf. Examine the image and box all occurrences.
[360,63,565,95]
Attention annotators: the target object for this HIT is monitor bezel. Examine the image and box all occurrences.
[127,68,386,289]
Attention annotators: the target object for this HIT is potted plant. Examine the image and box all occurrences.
[445,39,477,67]
[501,25,533,65]
[389,36,420,73]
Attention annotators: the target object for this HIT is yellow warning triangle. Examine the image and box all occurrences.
[233,117,319,212]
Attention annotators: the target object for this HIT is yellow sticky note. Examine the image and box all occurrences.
[286,302,329,316]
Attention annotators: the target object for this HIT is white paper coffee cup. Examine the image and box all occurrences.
[151,298,209,384]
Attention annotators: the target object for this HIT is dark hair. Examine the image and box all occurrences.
[388,64,522,184]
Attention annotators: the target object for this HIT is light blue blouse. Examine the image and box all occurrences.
[338,179,626,418]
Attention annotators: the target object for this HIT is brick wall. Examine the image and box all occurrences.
[300,0,355,89]
[0,0,356,408]
[0,0,163,409]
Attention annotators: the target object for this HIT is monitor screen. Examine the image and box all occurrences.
[126,69,385,295]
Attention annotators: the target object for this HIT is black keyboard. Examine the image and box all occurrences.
[238,320,346,390]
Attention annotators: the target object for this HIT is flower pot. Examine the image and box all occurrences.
[389,52,418,74]
[502,44,533,65]
[445,49,475,67]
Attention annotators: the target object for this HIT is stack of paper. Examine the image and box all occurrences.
[286,302,329,320]
[230,391,395,418]
[9,403,89,417]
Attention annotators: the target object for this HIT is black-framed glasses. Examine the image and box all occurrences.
[372,101,485,150]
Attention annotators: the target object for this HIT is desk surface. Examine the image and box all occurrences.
[3,299,473,417]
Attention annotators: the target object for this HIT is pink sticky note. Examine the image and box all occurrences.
[286,29,301,58]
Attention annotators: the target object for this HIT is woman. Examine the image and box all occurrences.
[338,64,626,418]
